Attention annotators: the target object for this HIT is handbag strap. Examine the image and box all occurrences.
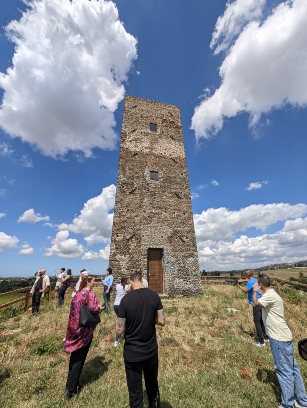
[84,290,90,306]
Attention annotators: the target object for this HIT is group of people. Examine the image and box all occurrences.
[30,266,307,408]
[30,267,72,313]
[239,270,307,408]
[64,268,164,408]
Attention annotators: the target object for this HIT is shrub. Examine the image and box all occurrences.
[31,333,63,355]
[283,289,302,305]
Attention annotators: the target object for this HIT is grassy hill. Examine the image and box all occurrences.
[1,284,307,407]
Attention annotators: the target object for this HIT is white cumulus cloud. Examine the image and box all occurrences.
[0,0,137,158]
[191,0,307,139]
[44,230,84,258]
[246,182,262,190]
[18,208,50,223]
[194,203,307,270]
[19,243,34,255]
[191,192,199,200]
[210,0,266,54]
[0,142,14,156]
[0,213,5,219]
[194,203,307,242]
[21,155,33,168]
[59,184,116,244]
[81,244,110,261]
[211,179,219,186]
[0,232,19,253]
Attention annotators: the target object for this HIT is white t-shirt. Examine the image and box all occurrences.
[142,278,148,288]
[56,272,64,287]
[72,276,82,298]
[114,284,129,306]
[258,288,292,341]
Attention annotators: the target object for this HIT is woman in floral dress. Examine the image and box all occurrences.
[64,274,104,400]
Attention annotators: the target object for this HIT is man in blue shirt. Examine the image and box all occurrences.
[238,269,269,347]
[102,267,114,313]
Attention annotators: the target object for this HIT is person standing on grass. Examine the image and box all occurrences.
[252,274,307,408]
[54,267,65,300]
[102,267,113,313]
[64,274,104,400]
[136,267,148,288]
[116,271,165,408]
[30,269,50,314]
[72,269,88,298]
[58,268,72,307]
[238,269,269,347]
[113,276,129,347]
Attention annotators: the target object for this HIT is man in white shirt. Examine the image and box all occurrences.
[30,269,50,314]
[252,274,307,408]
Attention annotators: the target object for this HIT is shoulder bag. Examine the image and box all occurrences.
[298,338,307,361]
[79,291,101,327]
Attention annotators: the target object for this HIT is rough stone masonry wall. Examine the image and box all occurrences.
[109,95,202,296]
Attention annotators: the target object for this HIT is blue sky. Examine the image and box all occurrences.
[0,0,307,277]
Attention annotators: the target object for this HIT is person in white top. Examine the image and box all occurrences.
[135,267,148,288]
[54,268,65,300]
[252,274,307,408]
[113,276,129,347]
[72,269,89,298]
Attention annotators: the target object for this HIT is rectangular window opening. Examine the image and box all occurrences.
[150,123,157,132]
[150,171,159,181]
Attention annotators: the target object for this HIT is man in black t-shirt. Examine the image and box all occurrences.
[117,271,165,408]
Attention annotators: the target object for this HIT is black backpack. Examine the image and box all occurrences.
[298,338,307,360]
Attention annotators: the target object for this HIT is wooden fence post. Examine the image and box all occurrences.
[275,279,282,297]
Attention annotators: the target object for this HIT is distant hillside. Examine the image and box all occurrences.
[203,259,307,275]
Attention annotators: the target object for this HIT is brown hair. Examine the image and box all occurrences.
[130,271,142,282]
[120,276,128,289]
[67,269,72,276]
[258,274,270,288]
[244,269,254,278]
[79,274,95,291]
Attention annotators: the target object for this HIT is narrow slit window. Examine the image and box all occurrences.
[150,171,159,181]
[150,123,157,132]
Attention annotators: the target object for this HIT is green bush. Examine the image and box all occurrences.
[283,289,302,305]
[31,333,63,355]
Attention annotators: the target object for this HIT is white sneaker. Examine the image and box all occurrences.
[295,401,307,408]
[113,341,120,347]
[254,342,265,348]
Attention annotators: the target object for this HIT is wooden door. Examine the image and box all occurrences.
[147,248,163,294]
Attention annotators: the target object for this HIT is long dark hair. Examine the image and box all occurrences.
[67,269,72,276]
[120,276,127,290]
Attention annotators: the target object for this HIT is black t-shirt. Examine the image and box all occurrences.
[118,288,163,362]
[34,277,43,293]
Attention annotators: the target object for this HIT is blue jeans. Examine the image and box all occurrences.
[103,285,111,313]
[270,338,307,408]
[58,283,68,307]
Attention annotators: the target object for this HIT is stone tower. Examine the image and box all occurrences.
[109,95,202,296]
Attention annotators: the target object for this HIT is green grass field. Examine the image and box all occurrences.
[0,284,307,408]
[265,268,307,280]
